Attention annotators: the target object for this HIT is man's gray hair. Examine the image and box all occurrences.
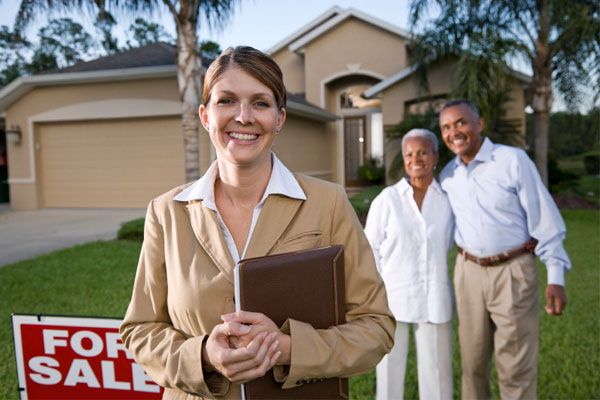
[441,99,480,118]
[402,128,439,153]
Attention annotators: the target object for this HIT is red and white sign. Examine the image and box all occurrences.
[12,315,163,400]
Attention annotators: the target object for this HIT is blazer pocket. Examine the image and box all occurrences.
[276,230,323,253]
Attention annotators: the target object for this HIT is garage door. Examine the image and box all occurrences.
[38,117,186,208]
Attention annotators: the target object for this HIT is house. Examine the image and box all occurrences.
[0,43,335,210]
[0,6,529,210]
[268,6,530,186]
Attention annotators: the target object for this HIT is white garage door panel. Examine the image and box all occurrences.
[39,118,186,208]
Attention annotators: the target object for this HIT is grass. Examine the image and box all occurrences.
[0,240,141,400]
[576,175,600,201]
[1,211,598,399]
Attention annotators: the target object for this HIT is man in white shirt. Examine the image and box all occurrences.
[438,99,571,400]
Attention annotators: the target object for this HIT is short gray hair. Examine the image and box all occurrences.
[401,128,439,153]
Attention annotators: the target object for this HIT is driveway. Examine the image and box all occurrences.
[0,204,146,267]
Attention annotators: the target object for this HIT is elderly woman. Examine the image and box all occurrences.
[120,46,395,400]
[365,128,455,400]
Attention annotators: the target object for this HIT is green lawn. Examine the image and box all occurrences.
[1,211,599,399]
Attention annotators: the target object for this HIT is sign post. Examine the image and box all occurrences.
[12,314,163,399]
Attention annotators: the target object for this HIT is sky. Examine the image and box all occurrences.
[0,0,416,52]
[1,1,593,112]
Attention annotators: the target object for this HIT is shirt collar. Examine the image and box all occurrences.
[395,176,443,195]
[396,177,412,194]
[453,136,494,168]
[172,153,306,208]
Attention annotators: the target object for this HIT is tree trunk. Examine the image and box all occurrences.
[532,108,550,185]
[530,0,552,187]
[176,19,202,182]
[530,68,552,186]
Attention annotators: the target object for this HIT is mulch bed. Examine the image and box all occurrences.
[552,193,599,209]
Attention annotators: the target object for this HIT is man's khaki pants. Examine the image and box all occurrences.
[454,253,539,400]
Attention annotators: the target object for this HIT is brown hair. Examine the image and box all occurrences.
[202,46,287,110]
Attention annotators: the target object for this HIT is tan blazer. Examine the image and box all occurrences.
[120,174,395,399]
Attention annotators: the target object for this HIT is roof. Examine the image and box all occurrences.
[363,61,532,98]
[287,93,337,121]
[43,42,180,74]
[0,43,336,122]
[267,6,410,55]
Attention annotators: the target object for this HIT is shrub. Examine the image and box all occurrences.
[548,154,579,193]
[349,185,385,223]
[357,157,385,185]
[584,154,600,175]
[117,218,145,242]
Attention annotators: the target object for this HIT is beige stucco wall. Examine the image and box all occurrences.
[380,62,457,126]
[271,48,305,95]
[302,17,408,106]
[273,115,334,181]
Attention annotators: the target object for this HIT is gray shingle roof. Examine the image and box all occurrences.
[42,42,179,74]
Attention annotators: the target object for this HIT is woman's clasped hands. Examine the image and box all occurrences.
[204,310,291,384]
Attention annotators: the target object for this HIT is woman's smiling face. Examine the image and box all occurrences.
[199,67,286,168]
[403,136,438,181]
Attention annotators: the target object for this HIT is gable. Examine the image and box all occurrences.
[301,17,409,105]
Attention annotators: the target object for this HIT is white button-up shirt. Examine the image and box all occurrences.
[364,178,455,324]
[173,153,306,263]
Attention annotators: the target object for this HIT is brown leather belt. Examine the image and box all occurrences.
[457,239,538,267]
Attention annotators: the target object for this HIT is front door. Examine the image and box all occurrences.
[344,116,367,186]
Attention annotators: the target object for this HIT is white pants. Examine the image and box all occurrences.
[376,321,453,400]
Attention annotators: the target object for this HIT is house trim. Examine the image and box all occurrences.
[267,6,343,55]
[0,65,179,112]
[363,65,418,98]
[364,63,532,98]
[288,8,411,54]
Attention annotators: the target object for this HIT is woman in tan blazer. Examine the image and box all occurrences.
[120,46,395,399]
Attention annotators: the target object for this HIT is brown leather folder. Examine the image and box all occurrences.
[236,245,348,399]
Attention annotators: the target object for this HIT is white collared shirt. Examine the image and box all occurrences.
[364,178,455,323]
[440,137,571,285]
[173,153,306,263]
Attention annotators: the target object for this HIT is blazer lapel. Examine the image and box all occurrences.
[185,201,235,283]
[245,195,304,258]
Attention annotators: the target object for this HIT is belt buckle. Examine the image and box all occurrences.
[487,254,509,266]
[487,256,502,266]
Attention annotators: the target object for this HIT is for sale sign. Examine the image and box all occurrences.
[12,314,163,399]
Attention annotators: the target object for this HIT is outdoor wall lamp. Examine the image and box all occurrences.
[5,124,22,145]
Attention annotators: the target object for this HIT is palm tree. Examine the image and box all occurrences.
[13,0,239,182]
[408,0,599,186]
